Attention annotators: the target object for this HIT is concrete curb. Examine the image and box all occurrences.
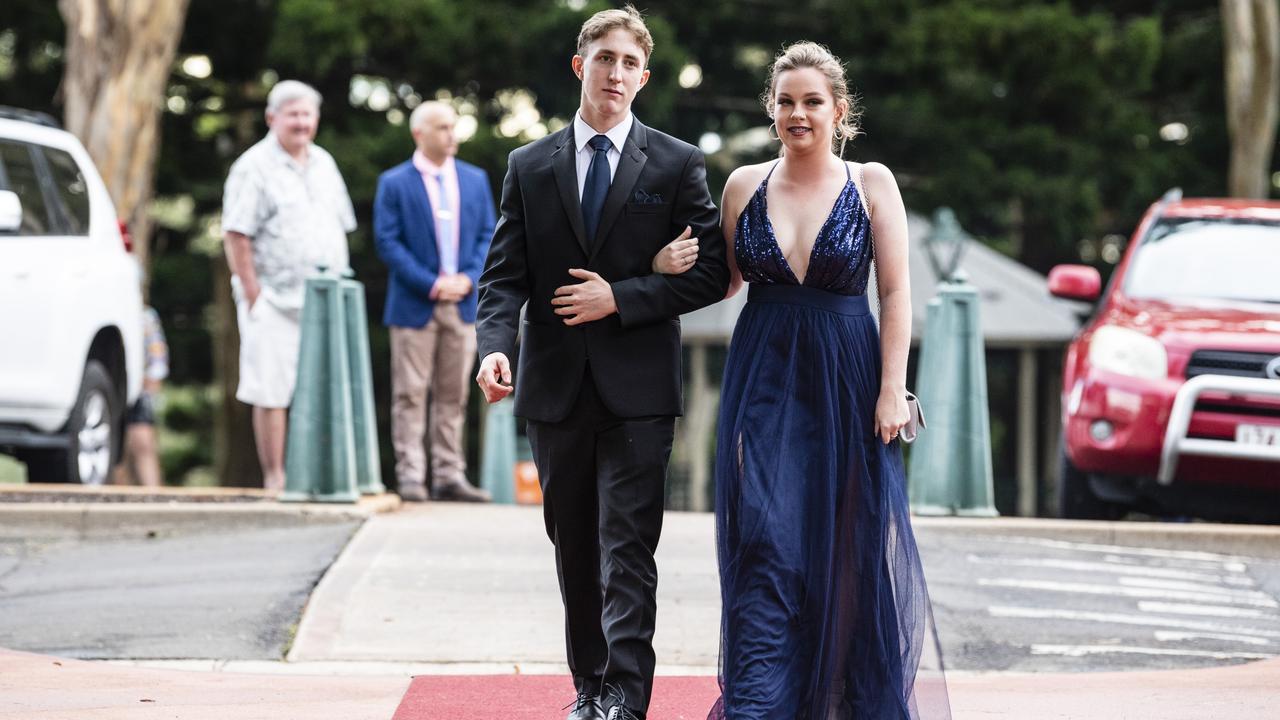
[0,494,400,540]
[914,516,1280,558]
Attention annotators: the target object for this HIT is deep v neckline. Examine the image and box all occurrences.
[758,164,854,286]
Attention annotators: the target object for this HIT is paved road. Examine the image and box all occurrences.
[0,519,359,659]
[920,530,1280,672]
[2,503,1277,675]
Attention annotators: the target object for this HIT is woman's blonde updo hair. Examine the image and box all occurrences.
[760,41,862,157]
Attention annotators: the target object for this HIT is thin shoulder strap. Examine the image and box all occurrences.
[844,159,852,181]
[859,162,882,327]
[858,163,873,221]
[764,159,781,182]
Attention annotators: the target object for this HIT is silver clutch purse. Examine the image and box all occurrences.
[900,392,926,444]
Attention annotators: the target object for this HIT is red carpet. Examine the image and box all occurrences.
[392,675,720,720]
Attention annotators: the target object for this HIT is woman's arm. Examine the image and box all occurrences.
[649,166,748,301]
[865,162,912,443]
[720,168,749,298]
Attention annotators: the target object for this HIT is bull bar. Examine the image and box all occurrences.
[1157,374,1280,484]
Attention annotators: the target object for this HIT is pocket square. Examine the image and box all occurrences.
[632,189,663,205]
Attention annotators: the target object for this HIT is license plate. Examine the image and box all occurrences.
[1235,423,1280,446]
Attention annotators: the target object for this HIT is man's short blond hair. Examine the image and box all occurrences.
[576,4,653,63]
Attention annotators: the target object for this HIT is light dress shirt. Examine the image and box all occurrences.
[412,151,462,299]
[572,111,633,201]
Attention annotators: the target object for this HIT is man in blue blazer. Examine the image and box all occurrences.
[374,101,496,503]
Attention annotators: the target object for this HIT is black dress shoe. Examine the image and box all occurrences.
[429,480,491,502]
[605,705,643,720]
[564,691,604,720]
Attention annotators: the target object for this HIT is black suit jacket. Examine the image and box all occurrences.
[477,119,728,423]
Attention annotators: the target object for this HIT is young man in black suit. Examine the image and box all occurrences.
[475,7,728,719]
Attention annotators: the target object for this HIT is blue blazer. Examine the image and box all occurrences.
[374,157,496,327]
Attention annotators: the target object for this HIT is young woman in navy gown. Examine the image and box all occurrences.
[656,41,950,720]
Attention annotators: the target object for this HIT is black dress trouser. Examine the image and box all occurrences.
[526,368,674,715]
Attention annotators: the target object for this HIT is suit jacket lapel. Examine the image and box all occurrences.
[455,164,474,252]
[590,120,648,259]
[406,163,437,251]
[550,128,589,256]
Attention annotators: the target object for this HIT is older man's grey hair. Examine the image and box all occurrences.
[409,101,455,133]
[267,80,322,115]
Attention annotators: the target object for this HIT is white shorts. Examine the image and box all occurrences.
[234,283,302,409]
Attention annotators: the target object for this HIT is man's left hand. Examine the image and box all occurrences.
[552,269,617,326]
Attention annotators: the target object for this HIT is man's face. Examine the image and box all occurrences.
[573,28,650,123]
[412,106,458,162]
[267,98,319,155]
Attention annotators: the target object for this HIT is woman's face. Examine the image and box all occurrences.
[772,67,844,155]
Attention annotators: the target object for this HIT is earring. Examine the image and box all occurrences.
[768,122,780,142]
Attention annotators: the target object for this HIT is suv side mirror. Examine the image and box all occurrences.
[0,190,21,233]
[1048,264,1102,302]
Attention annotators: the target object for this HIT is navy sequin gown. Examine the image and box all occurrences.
[710,162,950,720]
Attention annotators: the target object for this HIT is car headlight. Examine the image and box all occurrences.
[1087,325,1168,380]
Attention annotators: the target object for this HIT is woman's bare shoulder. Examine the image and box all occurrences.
[856,161,897,187]
[723,161,774,205]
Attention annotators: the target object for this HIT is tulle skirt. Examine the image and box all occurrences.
[709,284,950,720]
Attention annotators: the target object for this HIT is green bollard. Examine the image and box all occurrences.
[282,273,359,503]
[907,209,998,517]
[907,275,998,517]
[340,278,385,496]
[480,398,516,504]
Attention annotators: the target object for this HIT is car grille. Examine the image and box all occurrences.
[1185,350,1280,380]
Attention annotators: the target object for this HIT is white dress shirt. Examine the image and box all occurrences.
[572,111,634,201]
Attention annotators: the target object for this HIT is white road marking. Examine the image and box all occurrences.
[1153,630,1271,646]
[1029,644,1273,661]
[965,554,1256,586]
[1117,576,1276,601]
[978,578,1279,608]
[987,605,1280,639]
[1000,537,1249,565]
[1102,554,1247,574]
[1137,601,1280,620]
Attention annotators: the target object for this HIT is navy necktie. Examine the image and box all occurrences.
[582,134,612,245]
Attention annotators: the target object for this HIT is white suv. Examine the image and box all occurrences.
[0,108,143,484]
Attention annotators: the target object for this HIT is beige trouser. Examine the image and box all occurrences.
[390,302,477,490]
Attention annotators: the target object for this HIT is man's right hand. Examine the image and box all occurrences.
[243,278,262,310]
[476,352,514,403]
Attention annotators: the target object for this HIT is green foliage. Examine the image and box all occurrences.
[157,384,217,482]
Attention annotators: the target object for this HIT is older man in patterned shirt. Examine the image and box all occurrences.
[222,79,357,493]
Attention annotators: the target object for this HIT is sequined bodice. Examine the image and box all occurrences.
[734,162,873,295]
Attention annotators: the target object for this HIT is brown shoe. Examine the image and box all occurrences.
[430,480,491,503]
[398,483,428,502]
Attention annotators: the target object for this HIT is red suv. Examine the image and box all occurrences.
[1050,190,1280,521]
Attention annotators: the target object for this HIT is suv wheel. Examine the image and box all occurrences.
[25,360,119,485]
[1057,444,1126,521]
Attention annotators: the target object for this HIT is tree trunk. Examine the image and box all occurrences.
[213,258,262,488]
[1222,0,1280,198]
[212,83,267,488]
[57,0,191,284]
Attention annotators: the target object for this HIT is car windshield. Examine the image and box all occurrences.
[1123,217,1280,304]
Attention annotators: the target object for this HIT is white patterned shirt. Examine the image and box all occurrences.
[221,134,357,310]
